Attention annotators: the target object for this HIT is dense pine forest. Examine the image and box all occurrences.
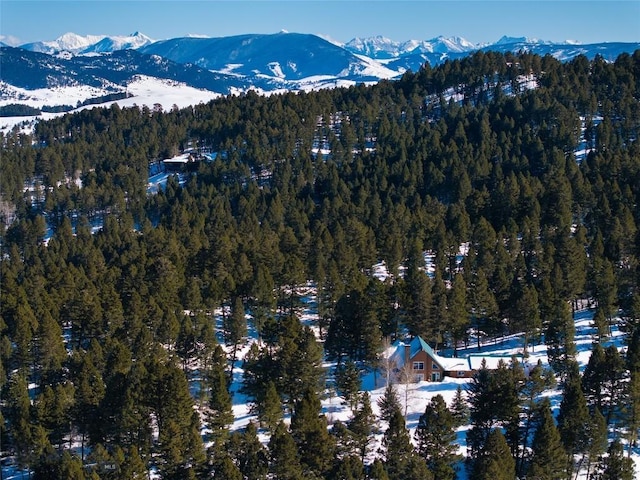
[1,50,640,479]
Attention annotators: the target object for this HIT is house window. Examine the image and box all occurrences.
[431,372,441,381]
[414,374,424,382]
[413,362,424,370]
[432,363,439,370]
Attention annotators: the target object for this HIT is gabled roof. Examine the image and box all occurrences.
[388,336,528,374]
[390,336,445,370]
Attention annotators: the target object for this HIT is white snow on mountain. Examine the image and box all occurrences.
[23,32,106,53]
[0,76,220,135]
[20,31,154,54]
[81,31,154,53]
[347,34,478,58]
[345,35,402,58]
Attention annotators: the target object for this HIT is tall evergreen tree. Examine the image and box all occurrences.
[545,300,576,376]
[527,398,566,480]
[290,389,335,477]
[268,421,305,480]
[206,344,234,444]
[451,384,470,428]
[471,429,516,480]
[378,383,401,424]
[336,360,362,411]
[258,380,282,431]
[594,439,634,480]
[380,407,419,480]
[348,391,377,462]
[225,296,247,380]
[448,273,469,357]
[414,394,460,480]
[557,361,591,477]
[229,421,268,480]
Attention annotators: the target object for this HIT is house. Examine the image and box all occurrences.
[389,336,524,382]
[389,336,450,382]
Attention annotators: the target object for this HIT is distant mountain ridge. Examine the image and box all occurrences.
[1,31,638,117]
[137,32,399,81]
[19,31,154,55]
[344,35,477,59]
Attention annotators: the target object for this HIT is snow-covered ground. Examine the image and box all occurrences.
[3,276,638,479]
[0,76,221,135]
[192,278,640,480]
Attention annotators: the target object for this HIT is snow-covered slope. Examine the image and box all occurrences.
[2,31,638,122]
[345,35,478,58]
[80,31,154,53]
[138,32,383,81]
[20,32,106,54]
[19,31,154,54]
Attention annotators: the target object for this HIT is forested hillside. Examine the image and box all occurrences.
[1,50,639,479]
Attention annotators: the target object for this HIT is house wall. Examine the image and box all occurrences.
[444,369,475,379]
[408,350,443,382]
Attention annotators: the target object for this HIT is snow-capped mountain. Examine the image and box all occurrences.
[0,46,242,91]
[138,32,397,81]
[19,31,154,54]
[479,38,639,63]
[345,35,478,59]
[80,32,154,54]
[2,31,638,123]
[344,36,404,59]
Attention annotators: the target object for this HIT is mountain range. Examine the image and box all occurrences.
[1,31,639,117]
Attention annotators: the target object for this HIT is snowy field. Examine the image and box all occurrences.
[0,76,221,135]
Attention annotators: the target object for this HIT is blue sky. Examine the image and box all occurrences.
[1,1,639,46]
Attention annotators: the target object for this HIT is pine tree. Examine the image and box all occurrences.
[451,384,470,427]
[290,389,335,476]
[513,282,541,353]
[518,360,556,473]
[120,445,148,480]
[6,373,38,470]
[404,237,434,341]
[594,439,634,480]
[623,361,640,458]
[258,380,282,431]
[582,343,606,412]
[557,361,591,477]
[268,421,304,480]
[225,296,247,380]
[471,429,516,480]
[330,453,365,480]
[545,300,576,376]
[348,391,377,462]
[448,273,468,357]
[586,408,608,479]
[380,407,418,480]
[206,344,234,443]
[368,458,391,480]
[602,345,625,425]
[527,398,566,479]
[414,394,460,480]
[378,383,401,424]
[336,360,362,411]
[72,348,106,460]
[212,453,243,480]
[229,421,268,480]
[152,362,206,479]
[592,307,609,342]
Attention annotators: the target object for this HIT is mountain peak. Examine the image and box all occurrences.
[495,35,530,45]
[55,32,106,50]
